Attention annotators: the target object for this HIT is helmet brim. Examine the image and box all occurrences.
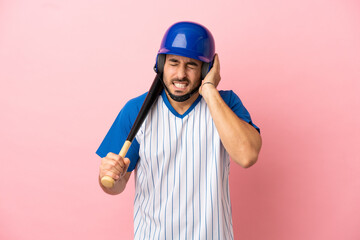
[158,47,213,63]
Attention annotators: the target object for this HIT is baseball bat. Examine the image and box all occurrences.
[101,73,164,188]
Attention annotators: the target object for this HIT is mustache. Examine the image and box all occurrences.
[171,77,190,83]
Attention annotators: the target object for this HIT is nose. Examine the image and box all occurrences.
[176,65,187,80]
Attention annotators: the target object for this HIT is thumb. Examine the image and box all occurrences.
[119,158,131,178]
[124,157,131,169]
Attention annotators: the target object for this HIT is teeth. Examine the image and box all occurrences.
[174,83,187,88]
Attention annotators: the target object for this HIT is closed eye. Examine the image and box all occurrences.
[167,58,200,69]
[187,62,199,67]
[168,59,180,65]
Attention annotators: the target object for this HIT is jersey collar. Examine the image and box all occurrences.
[161,90,202,118]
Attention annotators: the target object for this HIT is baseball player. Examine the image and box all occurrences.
[96,21,262,239]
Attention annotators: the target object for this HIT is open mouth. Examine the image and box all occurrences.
[172,80,189,91]
[174,82,188,89]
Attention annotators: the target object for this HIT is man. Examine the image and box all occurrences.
[96,21,262,239]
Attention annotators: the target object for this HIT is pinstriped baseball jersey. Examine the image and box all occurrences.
[96,90,260,240]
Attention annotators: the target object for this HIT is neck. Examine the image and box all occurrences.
[165,91,200,115]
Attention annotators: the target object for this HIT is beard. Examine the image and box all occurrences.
[162,77,201,102]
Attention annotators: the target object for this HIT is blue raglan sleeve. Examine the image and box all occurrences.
[95,96,145,172]
[220,90,260,133]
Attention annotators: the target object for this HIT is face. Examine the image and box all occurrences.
[163,54,202,98]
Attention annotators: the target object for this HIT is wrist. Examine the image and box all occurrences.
[201,82,218,100]
[200,82,216,94]
[202,82,215,88]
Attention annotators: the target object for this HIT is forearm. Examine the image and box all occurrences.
[98,172,131,195]
[202,85,262,167]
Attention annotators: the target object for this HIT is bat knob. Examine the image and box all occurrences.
[101,176,115,188]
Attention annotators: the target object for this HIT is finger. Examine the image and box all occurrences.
[121,158,131,175]
[101,157,130,179]
[100,162,122,181]
[105,161,122,174]
[117,156,127,169]
[103,169,120,180]
[124,157,130,168]
[213,53,220,70]
[104,152,126,171]
[117,159,130,178]
[100,163,119,176]
[106,152,121,161]
[101,157,122,172]
[99,162,120,179]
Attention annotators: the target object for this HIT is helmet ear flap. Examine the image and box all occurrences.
[155,54,166,73]
[201,62,209,80]
[202,59,215,80]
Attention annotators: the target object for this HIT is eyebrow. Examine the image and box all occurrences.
[168,58,199,67]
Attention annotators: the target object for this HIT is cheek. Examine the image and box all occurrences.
[189,70,202,82]
[162,72,172,85]
[193,78,202,87]
[163,65,173,79]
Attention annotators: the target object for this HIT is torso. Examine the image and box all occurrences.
[133,94,234,240]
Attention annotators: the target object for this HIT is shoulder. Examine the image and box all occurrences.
[219,90,260,133]
[116,92,148,126]
[219,90,243,106]
[123,92,148,111]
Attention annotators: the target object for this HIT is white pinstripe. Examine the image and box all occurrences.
[134,95,233,239]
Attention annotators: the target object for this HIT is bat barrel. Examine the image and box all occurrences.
[127,74,163,142]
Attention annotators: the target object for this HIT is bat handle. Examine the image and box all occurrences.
[100,140,132,189]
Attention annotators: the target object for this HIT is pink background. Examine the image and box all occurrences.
[1,0,359,239]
